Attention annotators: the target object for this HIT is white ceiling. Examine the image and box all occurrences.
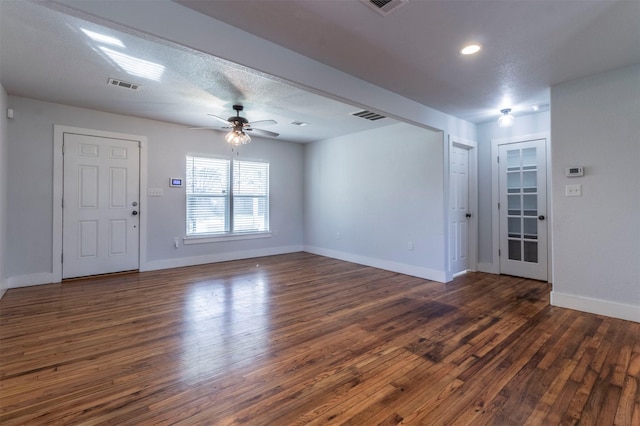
[177,0,640,123]
[1,0,639,142]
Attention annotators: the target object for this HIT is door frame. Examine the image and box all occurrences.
[53,125,148,283]
[446,135,478,281]
[491,132,552,282]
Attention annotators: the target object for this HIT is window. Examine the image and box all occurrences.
[232,159,269,233]
[186,156,269,236]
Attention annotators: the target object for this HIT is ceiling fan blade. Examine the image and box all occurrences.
[248,119,277,127]
[189,126,232,130]
[206,113,232,125]
[247,128,279,137]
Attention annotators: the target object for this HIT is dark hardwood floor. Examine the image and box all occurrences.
[1,253,638,425]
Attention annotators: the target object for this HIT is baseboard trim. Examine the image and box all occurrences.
[551,291,640,323]
[8,272,57,289]
[141,245,304,272]
[304,246,446,283]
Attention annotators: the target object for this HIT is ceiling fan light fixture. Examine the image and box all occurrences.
[225,128,251,146]
[498,108,515,128]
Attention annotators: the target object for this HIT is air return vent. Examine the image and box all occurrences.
[352,110,386,121]
[360,0,409,16]
[107,78,140,91]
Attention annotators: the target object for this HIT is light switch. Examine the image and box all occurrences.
[148,188,163,197]
[565,184,582,197]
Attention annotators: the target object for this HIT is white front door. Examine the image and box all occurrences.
[450,145,470,275]
[498,139,548,281]
[62,133,140,279]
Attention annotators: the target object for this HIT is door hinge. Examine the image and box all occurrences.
[497,155,500,163]
[498,202,500,209]
[498,249,501,257]
[61,253,63,263]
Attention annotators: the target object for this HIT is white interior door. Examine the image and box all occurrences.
[63,133,140,279]
[450,145,470,275]
[498,139,547,281]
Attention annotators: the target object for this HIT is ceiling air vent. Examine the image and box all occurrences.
[352,110,386,121]
[107,78,140,91]
[360,0,409,16]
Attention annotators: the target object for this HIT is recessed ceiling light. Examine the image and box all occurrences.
[290,121,308,127]
[459,44,482,55]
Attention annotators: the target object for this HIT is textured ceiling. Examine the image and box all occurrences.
[1,0,639,142]
[0,1,398,143]
[176,0,640,122]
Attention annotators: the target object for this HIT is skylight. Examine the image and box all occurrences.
[99,47,165,81]
[81,28,125,48]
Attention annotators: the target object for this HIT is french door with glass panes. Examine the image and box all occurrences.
[498,139,547,281]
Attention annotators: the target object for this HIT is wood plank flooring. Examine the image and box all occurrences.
[1,252,638,425]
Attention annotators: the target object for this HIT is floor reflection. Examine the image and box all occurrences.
[181,269,269,382]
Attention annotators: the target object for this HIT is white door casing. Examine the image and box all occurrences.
[498,138,548,281]
[450,144,470,275]
[62,133,140,278]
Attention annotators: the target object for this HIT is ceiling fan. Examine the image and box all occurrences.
[192,104,279,145]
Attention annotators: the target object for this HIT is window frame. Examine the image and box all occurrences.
[184,154,271,245]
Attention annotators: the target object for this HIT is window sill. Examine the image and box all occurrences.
[183,232,272,245]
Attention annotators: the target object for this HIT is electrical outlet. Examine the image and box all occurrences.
[173,237,179,248]
[336,232,341,240]
[408,241,414,251]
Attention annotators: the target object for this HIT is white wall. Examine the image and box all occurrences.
[476,111,550,271]
[550,64,640,322]
[0,85,8,297]
[6,96,304,286]
[304,123,447,281]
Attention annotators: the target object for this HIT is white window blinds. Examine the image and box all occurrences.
[233,160,269,233]
[186,156,269,236]
[186,156,229,235]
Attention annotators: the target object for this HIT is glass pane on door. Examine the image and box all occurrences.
[505,146,539,263]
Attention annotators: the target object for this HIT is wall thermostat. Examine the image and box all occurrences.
[565,167,584,177]
[170,178,183,187]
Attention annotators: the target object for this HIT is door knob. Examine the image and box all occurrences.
[538,215,545,220]
[132,210,138,216]
[465,213,472,218]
